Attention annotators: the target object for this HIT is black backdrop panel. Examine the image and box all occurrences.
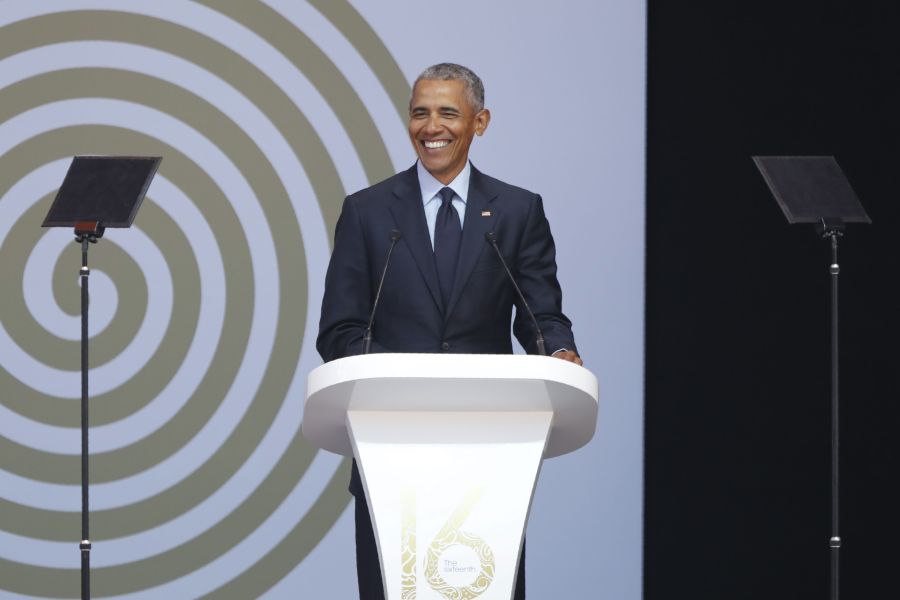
[645,2,899,598]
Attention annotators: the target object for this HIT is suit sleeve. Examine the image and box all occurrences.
[511,194,578,355]
[316,196,388,361]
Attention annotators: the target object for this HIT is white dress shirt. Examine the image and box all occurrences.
[417,160,470,249]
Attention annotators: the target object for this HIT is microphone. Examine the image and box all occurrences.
[484,232,547,356]
[363,229,402,354]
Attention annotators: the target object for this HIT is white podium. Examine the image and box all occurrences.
[303,353,598,600]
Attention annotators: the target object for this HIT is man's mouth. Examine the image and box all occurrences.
[422,140,450,149]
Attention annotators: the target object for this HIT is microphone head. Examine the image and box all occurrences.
[390,229,402,241]
[484,231,497,243]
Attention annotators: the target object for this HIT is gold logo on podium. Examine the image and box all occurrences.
[401,487,495,599]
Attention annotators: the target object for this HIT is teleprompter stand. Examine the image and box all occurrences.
[753,156,871,600]
[41,156,161,600]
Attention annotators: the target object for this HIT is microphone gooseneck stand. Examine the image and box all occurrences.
[484,232,547,356]
[75,222,103,600]
[818,218,843,600]
[363,229,402,355]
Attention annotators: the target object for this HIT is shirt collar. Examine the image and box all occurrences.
[417,160,471,206]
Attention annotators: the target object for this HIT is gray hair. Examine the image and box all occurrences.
[413,63,485,112]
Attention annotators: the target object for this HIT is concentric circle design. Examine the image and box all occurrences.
[0,1,410,597]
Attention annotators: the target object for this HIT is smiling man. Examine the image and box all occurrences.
[317,63,580,600]
[408,71,489,184]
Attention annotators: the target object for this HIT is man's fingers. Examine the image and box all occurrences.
[552,350,583,366]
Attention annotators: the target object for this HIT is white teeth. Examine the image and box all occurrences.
[424,140,449,149]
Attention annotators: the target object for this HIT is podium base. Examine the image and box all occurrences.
[349,410,552,600]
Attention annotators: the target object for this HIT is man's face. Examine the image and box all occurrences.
[408,78,490,184]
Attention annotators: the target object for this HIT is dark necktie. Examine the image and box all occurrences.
[433,186,462,307]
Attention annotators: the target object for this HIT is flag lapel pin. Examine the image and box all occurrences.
[481,210,491,217]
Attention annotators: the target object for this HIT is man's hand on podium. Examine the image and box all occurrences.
[552,349,583,366]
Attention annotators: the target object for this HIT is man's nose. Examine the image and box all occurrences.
[424,114,442,133]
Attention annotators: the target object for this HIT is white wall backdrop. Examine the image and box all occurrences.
[0,1,645,598]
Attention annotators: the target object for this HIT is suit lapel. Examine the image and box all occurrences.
[389,165,445,313]
[445,166,499,319]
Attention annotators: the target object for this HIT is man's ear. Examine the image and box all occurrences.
[475,109,491,136]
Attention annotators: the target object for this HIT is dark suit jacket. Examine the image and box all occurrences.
[316,163,577,493]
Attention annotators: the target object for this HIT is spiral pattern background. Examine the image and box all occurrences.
[0,1,409,597]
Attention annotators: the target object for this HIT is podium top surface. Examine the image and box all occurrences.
[303,353,599,458]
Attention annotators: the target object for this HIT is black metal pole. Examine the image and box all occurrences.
[828,231,840,600]
[79,236,91,600]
